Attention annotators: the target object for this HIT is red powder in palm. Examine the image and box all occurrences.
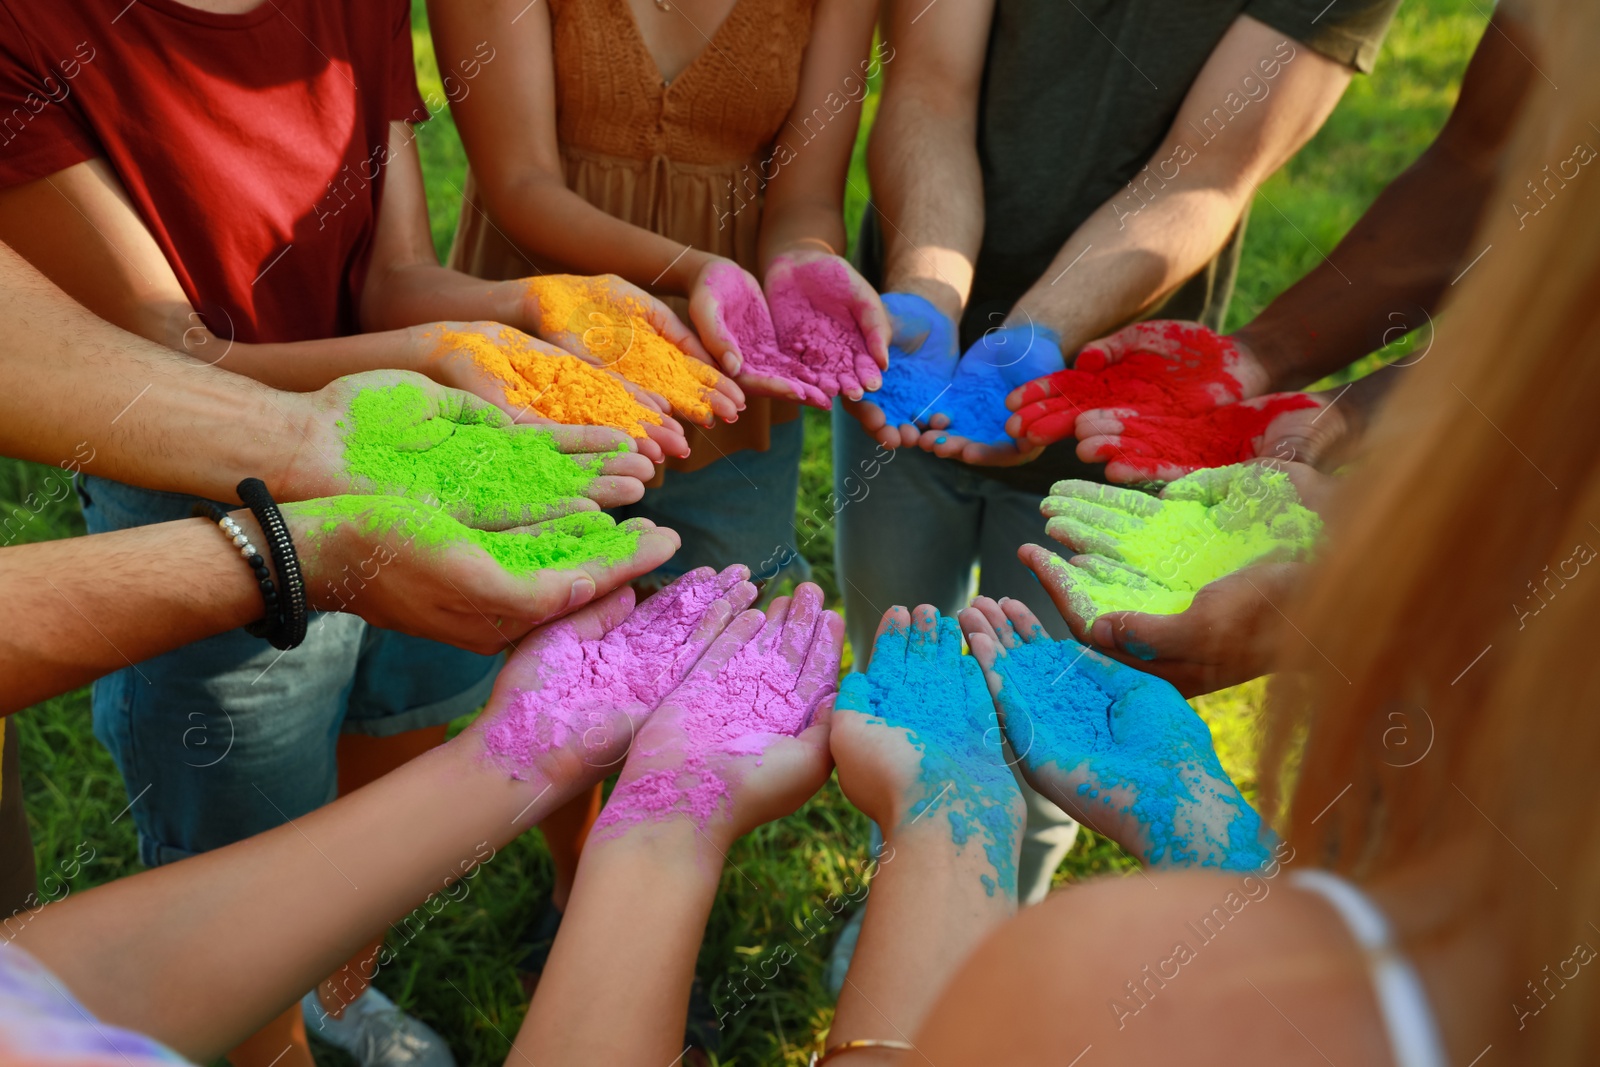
[1080,393,1320,471]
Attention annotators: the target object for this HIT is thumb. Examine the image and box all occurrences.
[1089,610,1200,664]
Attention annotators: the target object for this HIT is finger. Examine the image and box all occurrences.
[844,396,887,434]
[961,629,1008,703]
[966,596,1023,650]
[642,420,689,461]
[794,608,844,715]
[685,607,768,681]
[534,424,639,455]
[626,566,720,626]
[1042,514,1128,560]
[1071,409,1135,439]
[631,432,666,464]
[1103,456,1192,486]
[906,604,941,665]
[863,605,913,687]
[997,597,1051,644]
[1043,480,1164,518]
[779,582,825,674]
[1018,408,1079,448]
[1017,544,1094,643]
[581,475,647,508]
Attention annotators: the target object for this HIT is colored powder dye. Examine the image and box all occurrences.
[338,381,614,528]
[836,617,1020,896]
[435,326,661,438]
[1042,463,1322,622]
[762,258,876,404]
[875,324,1062,445]
[593,600,842,834]
[482,568,750,778]
[1077,394,1321,476]
[528,275,719,422]
[995,639,1268,870]
[1017,321,1250,442]
[292,496,641,577]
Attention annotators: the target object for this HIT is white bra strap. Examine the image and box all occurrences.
[1289,869,1449,1067]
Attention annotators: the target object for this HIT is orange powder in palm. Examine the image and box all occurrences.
[437,327,661,439]
[528,275,718,422]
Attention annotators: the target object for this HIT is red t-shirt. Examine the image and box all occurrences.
[0,0,428,343]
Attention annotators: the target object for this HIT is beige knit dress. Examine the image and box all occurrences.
[448,0,817,471]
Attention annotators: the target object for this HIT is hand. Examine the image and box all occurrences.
[523,273,746,427]
[285,496,681,655]
[690,259,829,407]
[958,597,1271,870]
[833,605,1024,896]
[1021,460,1323,620]
[1251,389,1350,471]
[470,566,759,783]
[417,321,689,463]
[1005,320,1272,450]
[764,249,890,403]
[915,323,1064,466]
[280,373,656,528]
[1021,548,1305,697]
[844,292,960,450]
[591,583,842,850]
[1072,392,1323,484]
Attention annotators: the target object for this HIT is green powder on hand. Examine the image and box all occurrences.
[1042,464,1322,622]
[338,381,613,528]
[292,496,642,577]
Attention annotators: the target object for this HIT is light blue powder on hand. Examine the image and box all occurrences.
[838,616,1023,895]
[993,639,1270,871]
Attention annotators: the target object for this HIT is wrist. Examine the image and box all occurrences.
[1230,321,1296,394]
[671,249,719,296]
[885,272,966,326]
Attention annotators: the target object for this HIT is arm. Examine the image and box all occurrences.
[1233,8,1535,392]
[869,0,995,322]
[826,606,1024,1065]
[7,589,661,1062]
[1009,16,1352,356]
[515,586,840,1063]
[0,497,681,715]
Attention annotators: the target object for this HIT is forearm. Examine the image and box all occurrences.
[472,176,717,298]
[759,197,850,271]
[0,517,260,714]
[830,823,1017,1062]
[200,325,436,394]
[869,95,984,322]
[1010,186,1252,353]
[515,822,724,1063]
[14,730,575,1062]
[1235,10,1532,391]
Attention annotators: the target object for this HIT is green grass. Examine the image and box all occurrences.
[4,4,1488,1064]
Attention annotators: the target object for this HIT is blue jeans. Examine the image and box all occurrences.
[79,475,501,868]
[614,415,809,589]
[831,411,1078,904]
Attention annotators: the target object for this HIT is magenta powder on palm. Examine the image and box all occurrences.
[481,568,751,777]
[593,603,842,833]
[758,259,877,406]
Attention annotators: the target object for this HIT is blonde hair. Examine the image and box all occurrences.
[1263,1,1600,1060]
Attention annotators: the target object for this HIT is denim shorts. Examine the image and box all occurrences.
[78,475,502,868]
[613,415,810,589]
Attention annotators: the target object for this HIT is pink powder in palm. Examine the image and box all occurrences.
[481,567,751,778]
[594,600,842,833]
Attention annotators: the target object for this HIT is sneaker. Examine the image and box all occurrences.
[301,986,457,1067]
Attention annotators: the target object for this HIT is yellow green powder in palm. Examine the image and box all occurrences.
[293,497,641,577]
[338,381,617,529]
[1041,465,1322,622]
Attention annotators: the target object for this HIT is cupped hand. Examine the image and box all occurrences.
[764,250,890,403]
[844,292,963,449]
[523,273,746,427]
[469,566,759,784]
[591,582,843,849]
[914,323,1064,465]
[833,605,1024,896]
[1024,461,1322,620]
[286,496,680,655]
[418,321,689,463]
[958,596,1271,870]
[1072,391,1323,484]
[1005,321,1272,452]
[282,371,656,526]
[1019,544,1305,697]
[691,259,829,406]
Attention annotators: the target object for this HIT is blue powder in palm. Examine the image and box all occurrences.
[994,639,1268,870]
[875,361,1013,445]
[838,617,1020,896]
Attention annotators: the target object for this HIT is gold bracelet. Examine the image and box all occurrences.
[810,1038,917,1064]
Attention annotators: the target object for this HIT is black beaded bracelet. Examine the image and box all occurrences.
[193,501,281,632]
[236,478,308,651]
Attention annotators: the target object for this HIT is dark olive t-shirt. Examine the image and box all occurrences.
[858,0,1399,493]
